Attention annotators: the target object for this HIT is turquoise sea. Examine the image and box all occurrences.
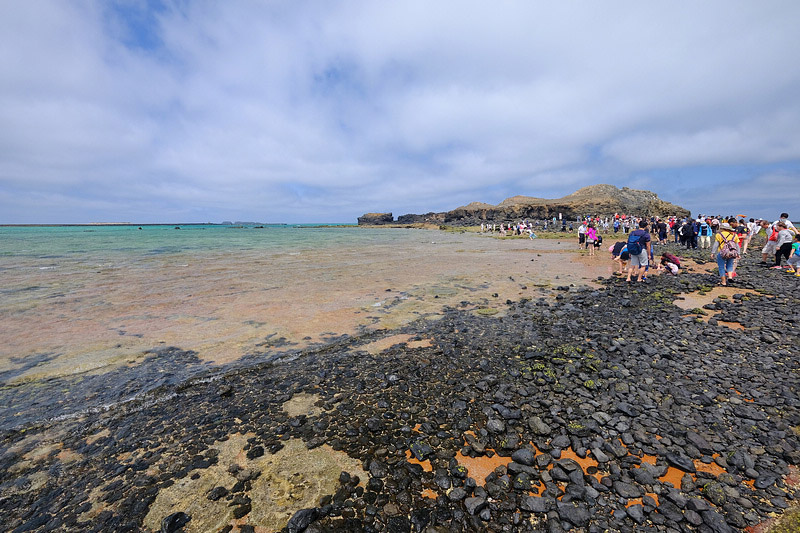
[0,224,595,430]
[0,224,427,427]
[0,224,497,430]
[0,223,406,260]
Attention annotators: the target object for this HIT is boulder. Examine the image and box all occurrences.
[357,213,394,225]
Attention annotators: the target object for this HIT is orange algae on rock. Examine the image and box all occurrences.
[658,466,694,487]
[421,488,438,499]
[454,450,513,486]
[641,454,658,465]
[694,454,726,477]
[558,448,602,482]
[625,492,660,508]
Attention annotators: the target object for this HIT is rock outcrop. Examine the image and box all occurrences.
[357,212,393,225]
[359,185,690,226]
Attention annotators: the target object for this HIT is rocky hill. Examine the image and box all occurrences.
[359,185,691,226]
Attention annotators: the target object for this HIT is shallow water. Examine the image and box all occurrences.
[0,225,610,429]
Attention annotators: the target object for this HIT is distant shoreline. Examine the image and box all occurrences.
[0,222,213,227]
[0,223,356,228]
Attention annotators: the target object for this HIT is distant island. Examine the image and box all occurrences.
[358,184,691,226]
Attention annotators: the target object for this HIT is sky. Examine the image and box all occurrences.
[1,1,799,224]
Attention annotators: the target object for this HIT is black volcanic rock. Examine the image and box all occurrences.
[357,212,394,225]
[2,244,799,532]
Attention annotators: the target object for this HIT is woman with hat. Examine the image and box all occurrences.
[710,220,741,286]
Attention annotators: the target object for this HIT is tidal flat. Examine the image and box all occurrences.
[1,231,798,532]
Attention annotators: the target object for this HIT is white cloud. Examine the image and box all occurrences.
[1,1,799,223]
[702,171,800,219]
[603,108,800,168]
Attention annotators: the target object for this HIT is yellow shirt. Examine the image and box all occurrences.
[715,229,739,245]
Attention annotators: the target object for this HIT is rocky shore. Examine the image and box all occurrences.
[1,245,798,532]
[358,185,692,226]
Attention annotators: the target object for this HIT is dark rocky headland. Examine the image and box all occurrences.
[358,185,692,226]
[1,245,798,533]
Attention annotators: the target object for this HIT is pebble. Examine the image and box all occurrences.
[2,246,799,532]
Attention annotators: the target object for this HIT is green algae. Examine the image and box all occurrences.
[769,507,800,533]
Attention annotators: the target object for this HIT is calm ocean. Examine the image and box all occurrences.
[0,224,598,430]
[0,223,407,260]
[0,224,491,429]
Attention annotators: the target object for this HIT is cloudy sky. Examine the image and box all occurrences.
[1,1,799,224]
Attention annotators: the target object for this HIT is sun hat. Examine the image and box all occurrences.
[719,223,733,231]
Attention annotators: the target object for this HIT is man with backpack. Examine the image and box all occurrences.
[625,220,652,283]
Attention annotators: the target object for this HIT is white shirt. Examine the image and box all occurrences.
[772,218,797,234]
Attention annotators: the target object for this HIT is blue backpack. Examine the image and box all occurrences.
[627,233,643,255]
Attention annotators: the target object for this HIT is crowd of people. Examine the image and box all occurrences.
[480,221,537,239]
[481,212,800,286]
[601,212,799,285]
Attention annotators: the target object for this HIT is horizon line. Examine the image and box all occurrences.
[0,222,355,227]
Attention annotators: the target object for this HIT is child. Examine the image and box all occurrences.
[660,252,681,275]
[594,234,603,249]
[772,222,795,268]
[610,242,629,275]
[787,233,800,275]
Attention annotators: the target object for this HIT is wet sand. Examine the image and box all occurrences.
[1,232,612,384]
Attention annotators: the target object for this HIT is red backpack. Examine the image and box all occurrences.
[662,252,681,267]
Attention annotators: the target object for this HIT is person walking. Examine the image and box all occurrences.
[743,218,758,254]
[657,218,668,245]
[698,219,713,249]
[685,219,698,249]
[710,222,740,286]
[625,221,651,283]
[586,223,597,256]
[578,221,587,249]
[758,220,778,265]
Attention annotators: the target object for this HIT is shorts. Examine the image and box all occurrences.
[630,250,648,267]
[762,241,777,255]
